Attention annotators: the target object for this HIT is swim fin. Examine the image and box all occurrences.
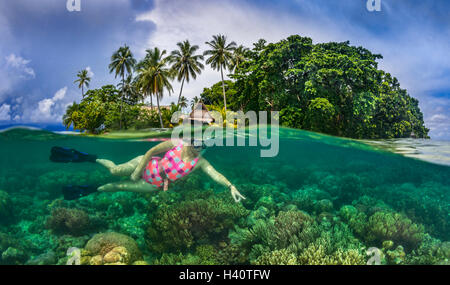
[62,185,98,200]
[50,146,97,163]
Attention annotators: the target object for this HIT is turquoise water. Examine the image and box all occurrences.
[0,127,449,265]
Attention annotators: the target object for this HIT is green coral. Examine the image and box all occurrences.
[147,195,248,253]
[339,205,367,237]
[385,245,406,265]
[366,211,425,250]
[290,186,332,213]
[153,245,219,265]
[405,235,450,265]
[229,210,320,263]
[273,210,317,251]
[298,242,365,265]
[0,190,13,223]
[254,249,298,265]
[231,211,310,262]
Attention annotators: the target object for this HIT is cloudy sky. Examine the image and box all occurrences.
[0,0,449,139]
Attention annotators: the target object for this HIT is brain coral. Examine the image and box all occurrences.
[84,232,142,264]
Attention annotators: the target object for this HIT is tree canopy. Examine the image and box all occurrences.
[64,35,429,139]
[232,35,429,139]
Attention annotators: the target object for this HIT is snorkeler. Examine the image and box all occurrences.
[50,138,246,203]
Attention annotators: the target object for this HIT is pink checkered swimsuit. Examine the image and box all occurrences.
[142,143,199,188]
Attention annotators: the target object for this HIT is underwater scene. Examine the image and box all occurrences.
[0,127,449,265]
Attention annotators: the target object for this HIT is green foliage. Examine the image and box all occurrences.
[304,98,336,133]
[233,35,429,138]
[62,85,161,133]
[200,80,238,109]
[279,106,303,129]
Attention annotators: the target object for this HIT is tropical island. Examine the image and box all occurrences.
[64,35,429,139]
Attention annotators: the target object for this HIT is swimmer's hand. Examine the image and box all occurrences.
[230,185,245,203]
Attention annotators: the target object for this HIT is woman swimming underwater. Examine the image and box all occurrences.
[50,137,246,203]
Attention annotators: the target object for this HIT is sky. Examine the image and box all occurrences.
[0,0,449,139]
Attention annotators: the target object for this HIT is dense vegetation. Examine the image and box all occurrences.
[62,85,179,132]
[64,35,429,139]
[231,36,429,139]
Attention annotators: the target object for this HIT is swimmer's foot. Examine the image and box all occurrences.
[62,185,98,200]
[50,146,97,163]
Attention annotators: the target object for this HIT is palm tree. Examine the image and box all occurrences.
[118,74,141,105]
[109,45,136,129]
[63,102,80,130]
[204,34,236,112]
[131,76,145,104]
[74,69,91,97]
[135,58,153,107]
[253,39,267,52]
[169,40,204,108]
[179,96,188,110]
[190,96,200,109]
[230,45,249,73]
[136,47,173,128]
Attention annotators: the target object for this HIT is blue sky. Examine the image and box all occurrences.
[0,0,449,139]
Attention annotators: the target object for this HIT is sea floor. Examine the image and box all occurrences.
[0,127,449,265]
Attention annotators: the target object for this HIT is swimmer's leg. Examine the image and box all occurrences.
[96,155,144,177]
[97,179,159,193]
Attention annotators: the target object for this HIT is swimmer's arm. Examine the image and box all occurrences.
[130,140,177,181]
[199,159,246,203]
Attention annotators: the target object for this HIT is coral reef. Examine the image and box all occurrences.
[45,208,92,236]
[1,247,27,265]
[254,249,298,265]
[147,194,248,253]
[366,211,425,251]
[0,128,448,265]
[26,251,57,265]
[83,232,142,264]
[0,190,13,223]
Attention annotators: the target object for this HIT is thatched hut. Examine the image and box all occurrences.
[189,101,214,124]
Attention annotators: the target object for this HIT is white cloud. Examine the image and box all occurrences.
[5,54,35,79]
[422,96,450,140]
[0,104,11,121]
[24,87,69,123]
[0,53,36,103]
[86,66,94,78]
[430,114,447,122]
[52,87,67,101]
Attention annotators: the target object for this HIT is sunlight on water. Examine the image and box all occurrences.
[361,138,450,167]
